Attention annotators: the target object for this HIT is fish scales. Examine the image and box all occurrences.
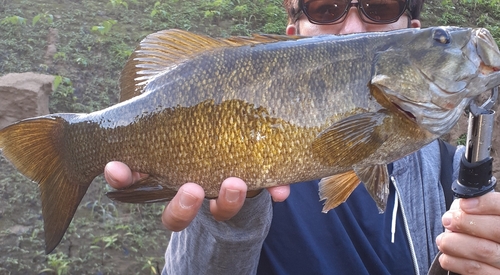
[62,32,392,193]
[1,27,500,253]
[143,33,377,124]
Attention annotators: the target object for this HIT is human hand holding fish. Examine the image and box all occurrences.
[104,161,290,230]
[435,192,500,274]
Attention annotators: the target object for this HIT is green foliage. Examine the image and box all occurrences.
[147,0,286,35]
[52,75,64,92]
[457,133,467,146]
[201,0,287,35]
[150,1,166,18]
[49,76,88,113]
[53,51,67,61]
[111,41,134,60]
[438,0,467,25]
[461,0,500,10]
[422,0,500,45]
[142,257,160,275]
[91,19,117,35]
[32,12,53,26]
[110,0,129,9]
[1,15,26,25]
[42,252,71,275]
[93,234,120,249]
[75,56,89,66]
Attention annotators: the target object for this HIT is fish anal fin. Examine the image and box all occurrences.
[106,176,177,203]
[355,165,390,213]
[119,30,304,101]
[312,111,390,168]
[319,171,360,213]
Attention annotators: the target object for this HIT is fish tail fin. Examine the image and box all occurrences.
[0,115,91,254]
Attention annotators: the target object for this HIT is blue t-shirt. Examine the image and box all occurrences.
[257,176,414,274]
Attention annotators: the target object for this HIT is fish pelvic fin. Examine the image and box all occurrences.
[319,171,360,213]
[319,164,390,213]
[355,165,390,213]
[106,176,177,203]
[0,116,91,254]
[119,29,304,101]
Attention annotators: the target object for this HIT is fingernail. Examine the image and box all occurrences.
[104,168,117,186]
[438,253,444,263]
[436,234,442,247]
[271,188,287,202]
[180,191,197,209]
[442,212,452,227]
[225,189,241,203]
[461,197,479,210]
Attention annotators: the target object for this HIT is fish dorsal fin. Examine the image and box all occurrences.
[319,171,360,212]
[119,29,303,101]
[355,164,390,213]
[222,33,303,45]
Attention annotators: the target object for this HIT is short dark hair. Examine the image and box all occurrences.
[283,0,425,24]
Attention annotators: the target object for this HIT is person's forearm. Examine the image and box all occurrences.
[162,191,273,275]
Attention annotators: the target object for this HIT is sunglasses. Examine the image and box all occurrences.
[299,0,411,25]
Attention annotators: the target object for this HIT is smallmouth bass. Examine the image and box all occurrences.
[1,27,500,253]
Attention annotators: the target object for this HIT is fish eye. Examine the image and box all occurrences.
[433,28,451,44]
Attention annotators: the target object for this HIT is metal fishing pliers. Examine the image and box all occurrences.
[453,87,498,198]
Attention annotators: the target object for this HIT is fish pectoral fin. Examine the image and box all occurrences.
[319,171,360,213]
[354,165,390,213]
[106,176,177,203]
[312,111,390,167]
[119,29,304,102]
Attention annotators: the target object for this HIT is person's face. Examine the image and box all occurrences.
[286,1,421,36]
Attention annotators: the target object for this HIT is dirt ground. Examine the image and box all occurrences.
[0,156,169,275]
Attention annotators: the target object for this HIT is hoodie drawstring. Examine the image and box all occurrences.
[391,189,399,243]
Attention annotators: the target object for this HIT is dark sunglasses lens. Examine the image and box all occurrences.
[303,0,349,23]
[361,0,406,22]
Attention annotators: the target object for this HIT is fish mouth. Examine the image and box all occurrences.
[475,28,500,71]
[370,82,421,123]
[480,62,500,75]
[386,92,469,136]
[392,101,417,121]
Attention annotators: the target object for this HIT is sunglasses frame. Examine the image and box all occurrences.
[299,0,412,25]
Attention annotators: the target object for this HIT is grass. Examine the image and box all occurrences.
[0,0,499,274]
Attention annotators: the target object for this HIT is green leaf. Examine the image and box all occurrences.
[17,16,26,25]
[53,75,63,92]
[32,14,40,26]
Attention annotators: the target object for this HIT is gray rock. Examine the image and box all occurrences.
[0,72,54,129]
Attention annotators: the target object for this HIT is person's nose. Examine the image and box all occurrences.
[338,7,366,34]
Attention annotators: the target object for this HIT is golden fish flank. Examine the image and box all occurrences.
[1,27,500,254]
